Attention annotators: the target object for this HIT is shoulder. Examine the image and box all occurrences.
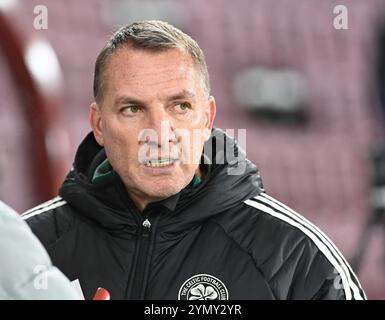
[22,196,76,248]
[0,201,79,299]
[213,192,365,300]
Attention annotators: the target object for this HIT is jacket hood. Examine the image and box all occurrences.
[59,127,264,236]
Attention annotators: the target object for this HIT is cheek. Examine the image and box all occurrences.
[103,120,134,144]
[103,126,139,158]
[189,110,205,128]
[177,132,205,165]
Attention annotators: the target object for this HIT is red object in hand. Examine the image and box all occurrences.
[93,288,111,300]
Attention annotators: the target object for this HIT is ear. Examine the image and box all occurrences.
[90,102,104,146]
[203,96,216,140]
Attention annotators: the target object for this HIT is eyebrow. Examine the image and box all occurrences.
[167,90,195,101]
[113,90,196,107]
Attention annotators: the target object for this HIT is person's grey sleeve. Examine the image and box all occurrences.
[0,201,81,300]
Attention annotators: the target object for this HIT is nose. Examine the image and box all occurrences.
[148,107,177,147]
[138,106,178,153]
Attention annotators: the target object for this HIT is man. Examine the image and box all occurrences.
[0,201,80,299]
[24,20,366,300]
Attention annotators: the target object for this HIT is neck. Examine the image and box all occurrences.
[129,193,153,212]
[128,166,202,212]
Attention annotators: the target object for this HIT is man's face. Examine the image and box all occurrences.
[90,46,216,210]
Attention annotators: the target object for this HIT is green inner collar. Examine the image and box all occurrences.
[189,174,202,188]
[92,158,117,185]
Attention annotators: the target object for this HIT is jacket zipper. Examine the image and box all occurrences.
[130,218,151,299]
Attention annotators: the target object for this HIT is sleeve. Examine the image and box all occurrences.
[286,239,366,300]
[0,201,81,300]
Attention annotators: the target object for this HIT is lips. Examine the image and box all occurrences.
[144,158,179,167]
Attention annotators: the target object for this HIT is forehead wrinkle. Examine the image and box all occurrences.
[104,48,202,103]
[114,71,196,102]
[117,60,193,81]
[126,71,190,88]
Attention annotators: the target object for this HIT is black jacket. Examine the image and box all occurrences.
[24,128,366,300]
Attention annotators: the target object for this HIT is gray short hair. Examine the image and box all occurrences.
[93,20,210,103]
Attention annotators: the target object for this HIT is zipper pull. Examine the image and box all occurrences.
[142,219,151,230]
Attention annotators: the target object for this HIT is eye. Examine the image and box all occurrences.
[121,105,141,115]
[174,102,191,112]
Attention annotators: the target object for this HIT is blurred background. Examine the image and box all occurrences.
[1,0,385,299]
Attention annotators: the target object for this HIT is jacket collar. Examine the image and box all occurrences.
[59,128,264,236]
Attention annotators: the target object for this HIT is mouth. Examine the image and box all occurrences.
[143,158,179,168]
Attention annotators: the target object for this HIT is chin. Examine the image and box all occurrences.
[146,182,183,199]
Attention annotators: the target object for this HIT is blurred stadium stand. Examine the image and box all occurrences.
[0,0,385,298]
